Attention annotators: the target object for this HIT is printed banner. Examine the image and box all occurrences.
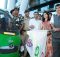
[26,30,48,57]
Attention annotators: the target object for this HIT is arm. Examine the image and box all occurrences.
[41,23,44,30]
[51,24,60,32]
[29,19,35,29]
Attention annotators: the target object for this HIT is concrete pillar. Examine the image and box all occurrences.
[19,0,29,15]
[7,0,16,12]
[4,0,8,9]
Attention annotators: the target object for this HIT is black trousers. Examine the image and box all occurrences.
[52,38,60,57]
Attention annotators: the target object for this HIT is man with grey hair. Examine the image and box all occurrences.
[50,4,60,57]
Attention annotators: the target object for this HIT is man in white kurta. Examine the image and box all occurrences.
[29,12,42,30]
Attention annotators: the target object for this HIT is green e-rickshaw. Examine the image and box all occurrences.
[0,9,22,57]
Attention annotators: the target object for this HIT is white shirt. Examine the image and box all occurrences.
[50,14,58,24]
[29,18,42,30]
[50,15,54,24]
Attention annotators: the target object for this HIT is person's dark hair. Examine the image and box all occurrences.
[49,12,52,16]
[10,9,14,14]
[55,4,60,9]
[10,7,19,14]
[42,11,50,22]
[34,12,39,15]
[38,14,41,16]
[24,10,29,13]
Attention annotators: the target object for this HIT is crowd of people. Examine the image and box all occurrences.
[10,3,60,57]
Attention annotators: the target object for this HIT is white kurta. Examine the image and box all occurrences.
[29,18,42,30]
